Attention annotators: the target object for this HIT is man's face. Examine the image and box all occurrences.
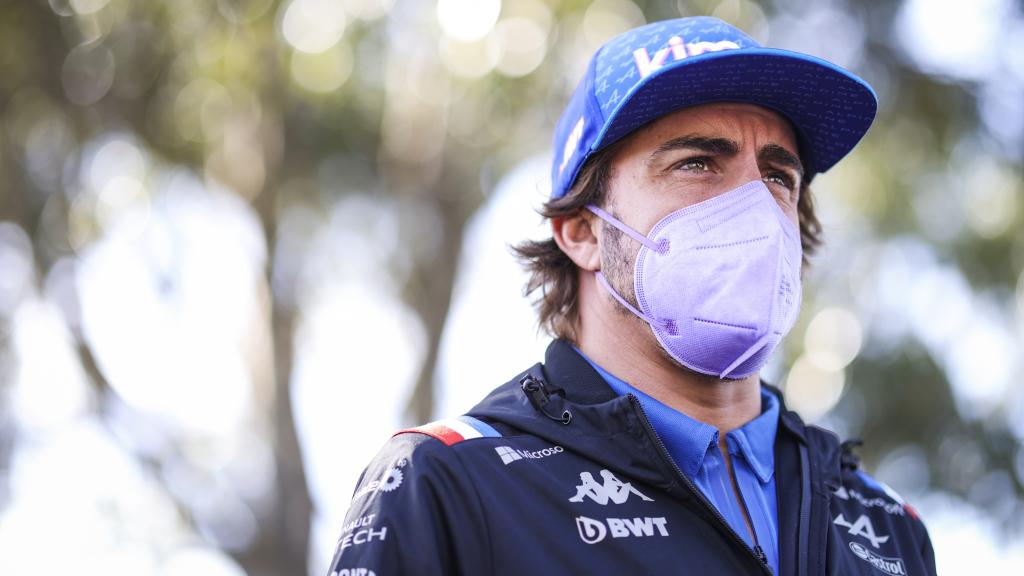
[598,102,804,311]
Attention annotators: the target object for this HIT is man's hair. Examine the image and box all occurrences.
[513,147,823,341]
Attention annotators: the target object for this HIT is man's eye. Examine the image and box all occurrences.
[763,172,794,190]
[677,158,709,172]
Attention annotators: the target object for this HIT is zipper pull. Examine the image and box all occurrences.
[754,544,768,565]
[520,374,572,425]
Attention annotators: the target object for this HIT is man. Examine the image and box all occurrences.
[328,16,936,576]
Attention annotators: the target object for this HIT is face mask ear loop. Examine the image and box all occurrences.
[595,271,673,332]
[586,205,667,253]
[717,332,772,379]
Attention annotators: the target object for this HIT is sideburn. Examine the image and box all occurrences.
[598,217,642,315]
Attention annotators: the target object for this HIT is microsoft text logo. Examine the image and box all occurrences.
[496,446,521,464]
[495,445,564,465]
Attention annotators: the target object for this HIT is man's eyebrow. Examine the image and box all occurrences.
[759,143,805,178]
[646,135,739,166]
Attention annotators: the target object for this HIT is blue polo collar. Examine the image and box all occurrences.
[578,350,778,484]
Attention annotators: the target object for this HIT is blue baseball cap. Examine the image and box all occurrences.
[551,16,877,199]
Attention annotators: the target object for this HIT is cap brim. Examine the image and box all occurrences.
[592,48,878,176]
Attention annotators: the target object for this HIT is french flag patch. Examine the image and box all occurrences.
[395,415,501,446]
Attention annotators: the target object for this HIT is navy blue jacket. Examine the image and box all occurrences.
[328,340,936,575]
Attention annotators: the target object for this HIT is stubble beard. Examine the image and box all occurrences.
[600,221,640,317]
[599,220,742,383]
[600,220,684,370]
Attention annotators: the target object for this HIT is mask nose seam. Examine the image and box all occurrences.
[694,234,769,251]
[693,318,758,332]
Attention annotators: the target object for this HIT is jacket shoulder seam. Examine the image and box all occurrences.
[448,432,495,573]
[394,415,502,447]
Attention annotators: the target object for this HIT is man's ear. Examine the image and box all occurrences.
[552,210,601,272]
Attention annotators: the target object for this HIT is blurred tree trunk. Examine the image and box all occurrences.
[233,69,312,572]
[404,191,469,425]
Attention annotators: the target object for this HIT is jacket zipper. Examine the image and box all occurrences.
[627,394,773,575]
[729,459,769,564]
[797,443,812,576]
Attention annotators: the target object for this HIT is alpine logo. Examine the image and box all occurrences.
[834,513,890,549]
[569,469,653,505]
[495,445,564,465]
[849,542,907,575]
[352,458,407,501]
[575,515,669,544]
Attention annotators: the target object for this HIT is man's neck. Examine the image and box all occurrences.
[576,288,763,434]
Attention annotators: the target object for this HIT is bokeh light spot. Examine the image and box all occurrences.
[437,0,501,42]
[342,0,394,21]
[173,78,232,143]
[24,116,74,192]
[895,0,1009,80]
[281,0,348,54]
[290,42,354,93]
[495,17,548,77]
[439,35,500,79]
[582,0,645,50]
[61,43,116,106]
[0,224,34,317]
[784,355,846,422]
[804,307,863,372]
[70,0,110,16]
[964,160,1019,239]
[86,136,147,193]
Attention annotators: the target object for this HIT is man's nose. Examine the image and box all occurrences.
[729,154,763,188]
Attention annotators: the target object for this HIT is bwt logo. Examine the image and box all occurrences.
[495,445,564,465]
[575,515,669,544]
[633,36,741,79]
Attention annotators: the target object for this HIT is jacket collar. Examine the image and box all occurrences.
[540,338,619,404]
[542,339,812,447]
[469,339,672,489]
[469,339,840,495]
[575,343,780,484]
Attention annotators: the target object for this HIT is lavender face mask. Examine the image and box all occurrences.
[586,180,802,379]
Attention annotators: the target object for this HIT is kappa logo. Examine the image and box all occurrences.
[352,458,407,501]
[632,35,741,79]
[495,445,564,465]
[569,469,653,505]
[849,542,907,575]
[575,515,669,544]
[834,513,890,549]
